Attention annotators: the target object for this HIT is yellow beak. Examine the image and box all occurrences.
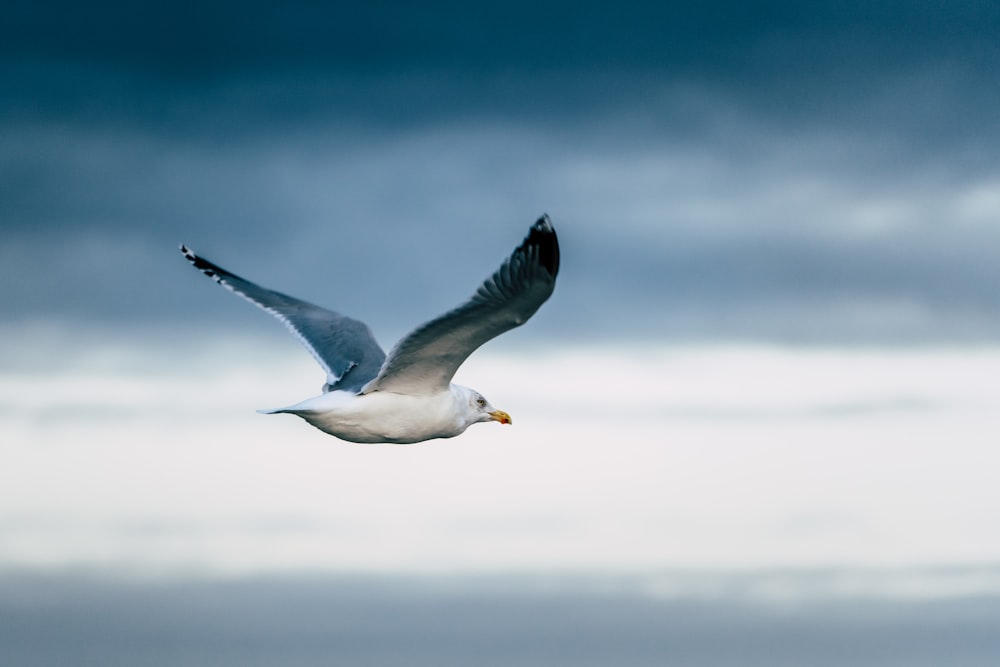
[488,410,512,425]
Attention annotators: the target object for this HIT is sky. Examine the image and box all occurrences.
[4,1,1000,663]
[5,0,1000,343]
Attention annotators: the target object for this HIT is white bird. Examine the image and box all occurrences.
[180,216,559,443]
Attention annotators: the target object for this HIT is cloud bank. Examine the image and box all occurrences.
[3,1,1000,343]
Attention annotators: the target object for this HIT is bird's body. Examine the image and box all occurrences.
[261,384,502,444]
[180,216,558,444]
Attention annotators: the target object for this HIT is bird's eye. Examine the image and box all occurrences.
[476,397,486,407]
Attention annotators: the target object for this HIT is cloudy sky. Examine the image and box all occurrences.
[4,1,1000,663]
[5,0,1000,343]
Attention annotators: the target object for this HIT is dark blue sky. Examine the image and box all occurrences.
[4,0,1000,344]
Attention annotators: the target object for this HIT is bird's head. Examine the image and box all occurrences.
[458,386,512,426]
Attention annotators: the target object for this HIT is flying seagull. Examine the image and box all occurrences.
[180,216,559,443]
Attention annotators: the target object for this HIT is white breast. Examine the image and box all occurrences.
[268,389,469,444]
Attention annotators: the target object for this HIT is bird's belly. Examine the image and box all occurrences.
[291,391,464,444]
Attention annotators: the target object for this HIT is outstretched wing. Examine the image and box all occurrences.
[363,215,559,396]
[180,245,386,393]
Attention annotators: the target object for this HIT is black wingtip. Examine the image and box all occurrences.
[526,214,560,278]
[180,243,206,268]
[179,243,226,281]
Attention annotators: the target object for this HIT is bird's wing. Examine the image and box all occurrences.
[180,245,386,393]
[363,215,559,396]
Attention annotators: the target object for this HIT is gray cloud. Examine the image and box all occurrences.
[3,1,1000,344]
[5,2,997,75]
[5,1,1000,139]
[2,571,999,667]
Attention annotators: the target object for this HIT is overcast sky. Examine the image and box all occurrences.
[5,0,1000,565]
[4,0,1000,345]
[5,4,1000,662]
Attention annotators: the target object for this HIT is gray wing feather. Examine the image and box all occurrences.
[363,215,559,396]
[179,245,386,393]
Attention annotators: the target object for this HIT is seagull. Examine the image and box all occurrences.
[180,216,559,444]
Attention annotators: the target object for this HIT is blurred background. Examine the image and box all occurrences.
[3,1,1000,664]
